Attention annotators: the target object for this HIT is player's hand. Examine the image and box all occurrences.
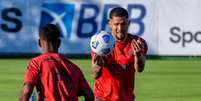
[131,38,144,57]
[91,55,105,79]
[131,38,146,72]
[94,54,107,66]
[91,63,102,79]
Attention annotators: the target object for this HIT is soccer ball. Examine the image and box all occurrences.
[90,31,115,56]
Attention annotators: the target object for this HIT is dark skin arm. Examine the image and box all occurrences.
[19,84,34,101]
[131,39,146,73]
[134,52,146,72]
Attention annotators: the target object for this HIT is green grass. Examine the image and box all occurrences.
[0,58,201,101]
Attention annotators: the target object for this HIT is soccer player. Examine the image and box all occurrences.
[91,7,148,101]
[19,24,94,101]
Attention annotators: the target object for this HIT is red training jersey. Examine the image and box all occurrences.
[91,34,148,101]
[24,53,91,101]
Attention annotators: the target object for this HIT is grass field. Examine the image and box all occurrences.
[0,58,201,101]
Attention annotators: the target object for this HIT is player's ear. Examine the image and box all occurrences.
[38,39,42,47]
[127,20,130,26]
[108,19,112,28]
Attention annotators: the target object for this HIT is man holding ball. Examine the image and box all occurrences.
[90,7,148,101]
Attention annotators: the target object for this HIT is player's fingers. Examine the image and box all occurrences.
[133,40,141,50]
[131,40,135,50]
[131,40,137,50]
[133,39,144,50]
[131,41,140,55]
[92,64,101,71]
[137,39,144,49]
[137,39,142,46]
[94,55,98,64]
[94,55,101,65]
[91,64,102,76]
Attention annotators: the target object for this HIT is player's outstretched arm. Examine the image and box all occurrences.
[78,70,94,101]
[19,84,34,101]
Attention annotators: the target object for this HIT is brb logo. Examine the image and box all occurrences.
[40,3,146,39]
[40,3,74,38]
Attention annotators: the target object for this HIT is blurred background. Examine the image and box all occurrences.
[0,0,200,101]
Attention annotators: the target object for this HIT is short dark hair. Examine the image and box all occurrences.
[109,7,128,19]
[39,24,60,41]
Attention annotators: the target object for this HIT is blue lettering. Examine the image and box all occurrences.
[128,4,146,36]
[101,4,119,30]
[76,4,146,38]
[77,4,99,38]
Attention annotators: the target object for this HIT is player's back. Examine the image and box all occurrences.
[33,52,82,101]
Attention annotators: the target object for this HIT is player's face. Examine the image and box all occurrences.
[109,16,130,41]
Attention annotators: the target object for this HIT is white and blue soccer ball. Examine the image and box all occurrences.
[90,31,115,56]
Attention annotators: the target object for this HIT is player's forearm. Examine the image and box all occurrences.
[19,84,33,101]
[92,71,101,79]
[91,64,102,79]
[134,55,146,72]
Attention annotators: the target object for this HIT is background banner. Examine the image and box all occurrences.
[0,0,41,53]
[0,0,200,56]
[158,0,201,56]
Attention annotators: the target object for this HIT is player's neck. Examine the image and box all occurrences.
[42,44,58,53]
[43,49,58,53]
[116,33,128,43]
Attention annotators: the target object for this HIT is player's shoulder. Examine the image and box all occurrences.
[27,55,43,68]
[128,33,143,39]
[60,55,82,72]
